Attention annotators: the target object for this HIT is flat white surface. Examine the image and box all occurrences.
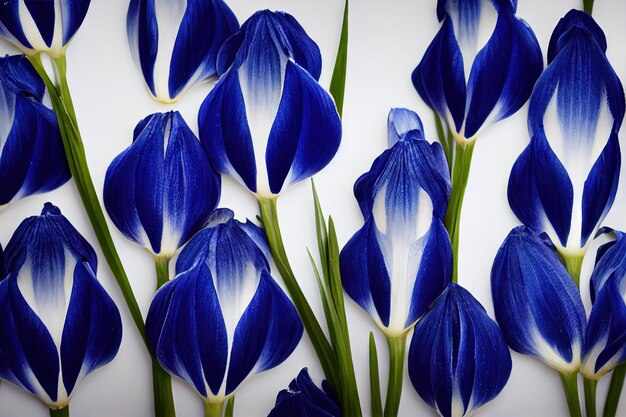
[1,1,626,416]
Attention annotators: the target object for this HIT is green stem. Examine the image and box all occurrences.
[369,333,383,417]
[383,334,407,417]
[603,364,626,417]
[584,378,598,417]
[257,197,338,387]
[559,250,585,288]
[49,406,69,417]
[560,372,583,417]
[224,397,235,417]
[433,113,453,173]
[26,54,146,347]
[204,400,225,417]
[583,0,594,14]
[152,256,176,417]
[443,141,475,283]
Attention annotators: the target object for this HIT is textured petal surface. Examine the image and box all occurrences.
[387,108,425,147]
[104,111,220,256]
[268,369,341,417]
[60,0,92,45]
[491,226,586,372]
[408,284,511,417]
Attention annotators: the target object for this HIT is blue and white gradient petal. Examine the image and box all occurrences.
[0,55,70,209]
[408,284,512,417]
[491,226,587,373]
[508,10,625,254]
[146,209,303,401]
[104,111,221,258]
[582,229,626,379]
[267,368,341,417]
[340,109,452,336]
[412,0,542,142]
[127,0,239,103]
[199,10,341,197]
[0,203,122,408]
[0,0,91,56]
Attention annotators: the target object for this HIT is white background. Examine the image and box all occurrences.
[2,0,626,416]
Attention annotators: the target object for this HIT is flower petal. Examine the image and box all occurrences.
[387,108,425,147]
[60,0,92,45]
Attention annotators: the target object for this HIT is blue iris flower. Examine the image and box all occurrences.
[0,55,70,209]
[582,229,626,379]
[198,10,341,197]
[412,0,542,142]
[145,208,303,403]
[508,10,625,255]
[491,226,587,373]
[0,203,122,409]
[340,108,452,336]
[408,283,511,417]
[104,111,221,258]
[0,0,91,56]
[127,0,239,103]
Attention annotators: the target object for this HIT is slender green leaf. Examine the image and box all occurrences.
[603,364,626,417]
[583,0,594,14]
[369,333,383,417]
[312,180,330,284]
[329,0,349,116]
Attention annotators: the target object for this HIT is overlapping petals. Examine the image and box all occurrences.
[0,55,70,209]
[0,203,122,408]
[508,10,625,253]
[408,284,511,417]
[267,368,341,417]
[199,10,341,197]
[145,209,302,401]
[127,0,239,102]
[491,226,586,373]
[413,0,542,142]
[104,111,220,258]
[340,109,451,336]
[0,0,91,56]
[582,229,626,379]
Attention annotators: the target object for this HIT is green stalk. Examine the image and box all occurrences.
[583,0,594,14]
[257,197,338,387]
[560,372,583,417]
[26,54,146,346]
[584,378,597,417]
[443,141,476,283]
[152,256,176,417]
[224,397,235,417]
[383,334,407,417]
[433,113,453,173]
[49,407,69,417]
[559,250,585,288]
[603,364,626,417]
[369,333,383,417]
[204,400,224,417]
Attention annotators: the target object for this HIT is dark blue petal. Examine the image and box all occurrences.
[127,0,158,96]
[412,18,466,133]
[387,108,425,146]
[60,261,122,395]
[5,275,59,402]
[0,2,32,48]
[146,263,228,397]
[24,0,56,46]
[590,230,626,300]
[340,219,391,327]
[464,14,542,137]
[199,69,257,193]
[508,131,573,247]
[491,226,586,371]
[0,244,5,280]
[409,284,511,417]
[581,132,620,246]
[60,0,91,44]
[167,0,238,98]
[217,10,322,80]
[406,219,452,326]
[268,368,341,417]
[0,55,45,100]
[547,10,607,63]
[266,61,341,194]
[226,271,302,394]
